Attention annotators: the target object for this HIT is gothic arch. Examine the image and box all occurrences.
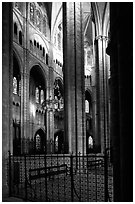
[13,10,23,31]
[13,48,23,73]
[54,77,63,85]
[34,128,46,153]
[91,2,102,36]
[102,2,110,37]
[29,63,47,87]
[54,77,64,98]
[51,3,62,38]
[29,65,47,104]
[30,33,49,53]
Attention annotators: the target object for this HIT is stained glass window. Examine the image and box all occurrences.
[35,87,39,103]
[85,100,89,113]
[55,136,58,152]
[35,134,41,151]
[13,77,17,94]
[88,136,93,149]
[40,90,44,104]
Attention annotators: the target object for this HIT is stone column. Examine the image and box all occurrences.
[93,38,101,153]
[63,2,86,155]
[94,35,109,153]
[47,43,55,153]
[2,2,13,197]
[22,3,30,153]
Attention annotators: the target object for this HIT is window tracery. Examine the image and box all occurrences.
[35,87,44,104]
[54,79,64,111]
[43,15,47,36]
[36,10,41,31]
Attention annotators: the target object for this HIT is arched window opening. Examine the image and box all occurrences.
[88,136,93,149]
[14,22,17,36]
[19,31,22,45]
[54,131,64,154]
[37,42,39,49]
[90,75,92,85]
[46,53,48,65]
[40,90,44,104]
[30,40,33,51]
[34,39,36,47]
[43,48,45,57]
[34,130,46,154]
[54,79,64,111]
[85,100,89,113]
[13,77,17,94]
[40,45,42,50]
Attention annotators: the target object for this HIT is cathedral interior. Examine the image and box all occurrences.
[2,2,133,202]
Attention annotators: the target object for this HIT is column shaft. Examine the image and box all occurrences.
[63,2,86,154]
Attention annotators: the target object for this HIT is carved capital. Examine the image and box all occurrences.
[95,35,108,41]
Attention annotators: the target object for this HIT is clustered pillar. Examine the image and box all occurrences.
[63,2,86,155]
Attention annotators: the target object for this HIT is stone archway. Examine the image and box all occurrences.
[34,129,46,154]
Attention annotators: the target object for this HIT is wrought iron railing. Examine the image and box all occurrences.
[8,151,113,202]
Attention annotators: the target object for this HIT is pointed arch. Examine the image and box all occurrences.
[34,128,46,153]
[91,2,102,36]
[102,2,110,37]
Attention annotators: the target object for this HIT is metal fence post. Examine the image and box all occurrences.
[24,154,27,201]
[8,151,11,197]
[104,149,108,201]
[44,154,48,201]
[70,153,74,202]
